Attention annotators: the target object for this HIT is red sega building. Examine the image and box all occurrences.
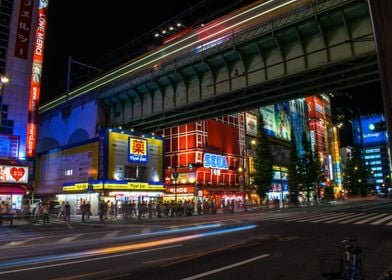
[159,114,247,208]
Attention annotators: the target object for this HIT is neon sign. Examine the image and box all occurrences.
[203,153,228,170]
[26,0,48,158]
[128,138,148,163]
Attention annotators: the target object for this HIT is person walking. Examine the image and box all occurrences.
[81,201,87,221]
[58,202,65,221]
[86,201,91,219]
[64,201,71,223]
[42,203,49,224]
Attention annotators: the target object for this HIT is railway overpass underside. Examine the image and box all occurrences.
[98,0,376,132]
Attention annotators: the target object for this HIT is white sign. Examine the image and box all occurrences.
[0,165,28,183]
[203,153,228,170]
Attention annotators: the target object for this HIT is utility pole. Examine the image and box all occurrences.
[66,56,104,93]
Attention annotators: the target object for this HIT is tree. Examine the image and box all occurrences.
[253,111,273,203]
[343,149,370,196]
[314,149,326,201]
[287,127,301,205]
[299,131,317,202]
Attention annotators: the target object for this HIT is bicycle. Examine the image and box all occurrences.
[340,238,364,280]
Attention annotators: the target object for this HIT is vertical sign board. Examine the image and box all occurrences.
[14,0,34,59]
[26,0,48,158]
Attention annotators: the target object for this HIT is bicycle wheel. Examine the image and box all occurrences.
[355,259,364,280]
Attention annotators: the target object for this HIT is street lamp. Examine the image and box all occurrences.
[0,75,9,128]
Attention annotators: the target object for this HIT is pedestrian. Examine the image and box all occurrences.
[42,203,49,224]
[64,201,71,222]
[81,200,87,221]
[86,201,91,219]
[0,201,4,225]
[34,202,42,223]
[58,202,65,220]
[98,200,104,221]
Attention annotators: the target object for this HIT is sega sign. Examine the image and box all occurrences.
[203,153,228,170]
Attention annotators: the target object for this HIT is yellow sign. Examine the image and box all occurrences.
[63,182,164,192]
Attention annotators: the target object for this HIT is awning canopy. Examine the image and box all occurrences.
[0,184,28,194]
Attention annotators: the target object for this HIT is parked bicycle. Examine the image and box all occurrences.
[340,238,364,280]
[320,238,364,279]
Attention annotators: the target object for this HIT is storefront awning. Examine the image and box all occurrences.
[0,184,27,194]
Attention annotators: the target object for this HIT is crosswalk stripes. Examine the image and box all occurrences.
[338,213,372,224]
[369,215,392,225]
[354,213,389,224]
[323,213,364,223]
[309,213,356,223]
[261,211,392,226]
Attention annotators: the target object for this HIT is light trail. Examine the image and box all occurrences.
[40,0,301,112]
[0,224,256,270]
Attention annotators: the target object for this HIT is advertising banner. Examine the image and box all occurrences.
[0,165,28,183]
[26,0,49,158]
[14,0,34,59]
[108,131,163,183]
[352,115,388,146]
[245,113,257,136]
[0,134,20,158]
[260,105,275,137]
[274,102,291,141]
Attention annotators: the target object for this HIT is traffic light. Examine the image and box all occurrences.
[369,121,386,132]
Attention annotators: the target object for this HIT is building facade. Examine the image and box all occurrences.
[0,0,47,209]
[352,114,391,194]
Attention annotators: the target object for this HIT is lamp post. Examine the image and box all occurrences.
[0,75,9,129]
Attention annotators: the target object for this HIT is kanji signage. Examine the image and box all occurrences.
[14,0,34,59]
[128,138,148,163]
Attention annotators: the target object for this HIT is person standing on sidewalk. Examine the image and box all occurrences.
[64,201,71,223]
[42,203,49,224]
[81,201,87,221]
[86,201,91,220]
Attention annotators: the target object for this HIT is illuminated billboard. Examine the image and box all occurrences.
[128,138,148,163]
[245,113,257,136]
[260,102,291,141]
[352,114,388,146]
[26,0,49,158]
[0,134,20,158]
[0,165,28,183]
[108,131,163,183]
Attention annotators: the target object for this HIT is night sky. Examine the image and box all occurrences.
[41,0,247,103]
[40,0,384,117]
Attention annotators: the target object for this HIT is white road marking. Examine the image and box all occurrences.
[323,213,361,223]
[181,254,269,280]
[103,231,119,239]
[338,213,374,224]
[370,215,392,225]
[3,238,41,247]
[54,234,83,244]
[354,213,389,224]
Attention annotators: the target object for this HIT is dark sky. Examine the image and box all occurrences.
[41,0,249,103]
[40,0,384,118]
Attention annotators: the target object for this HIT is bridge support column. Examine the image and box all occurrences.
[368,0,392,148]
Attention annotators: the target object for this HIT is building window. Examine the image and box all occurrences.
[65,169,73,176]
